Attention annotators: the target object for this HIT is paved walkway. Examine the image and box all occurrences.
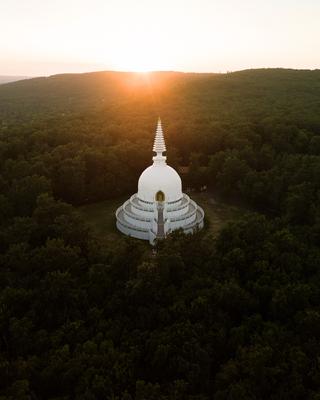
[157,205,165,238]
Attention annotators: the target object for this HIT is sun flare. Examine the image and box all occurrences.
[104,45,172,73]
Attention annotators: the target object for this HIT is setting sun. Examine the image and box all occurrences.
[106,47,171,73]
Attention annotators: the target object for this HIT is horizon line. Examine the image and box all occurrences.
[1,66,320,79]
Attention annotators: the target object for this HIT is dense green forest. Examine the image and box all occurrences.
[0,69,320,399]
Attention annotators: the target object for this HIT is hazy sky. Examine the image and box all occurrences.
[1,0,320,76]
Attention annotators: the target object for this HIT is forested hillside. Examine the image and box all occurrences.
[0,69,320,399]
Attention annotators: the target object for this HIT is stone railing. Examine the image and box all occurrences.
[116,208,149,233]
[167,194,190,212]
[123,201,152,222]
[170,199,197,222]
[130,194,154,212]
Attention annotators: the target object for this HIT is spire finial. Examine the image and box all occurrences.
[152,118,166,163]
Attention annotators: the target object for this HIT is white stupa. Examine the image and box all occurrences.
[116,118,204,244]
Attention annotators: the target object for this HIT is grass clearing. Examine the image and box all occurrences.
[191,191,245,237]
[78,196,127,241]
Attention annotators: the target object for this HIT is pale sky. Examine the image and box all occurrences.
[1,0,320,76]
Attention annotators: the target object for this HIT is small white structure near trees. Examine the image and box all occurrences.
[116,118,204,244]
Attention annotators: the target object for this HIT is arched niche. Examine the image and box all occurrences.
[155,190,165,202]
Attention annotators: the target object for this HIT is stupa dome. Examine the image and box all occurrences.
[138,163,182,203]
